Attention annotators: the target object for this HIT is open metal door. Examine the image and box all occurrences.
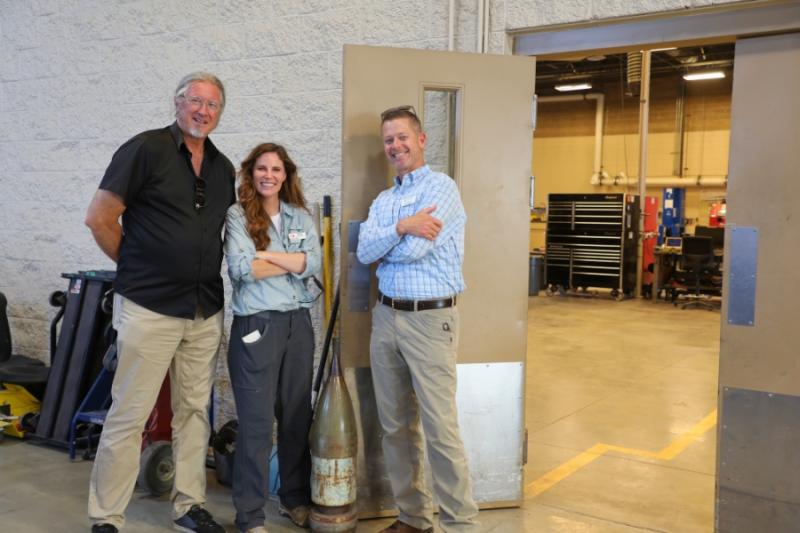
[716,32,800,532]
[340,44,535,515]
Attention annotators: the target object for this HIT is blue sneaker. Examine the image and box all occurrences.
[173,505,224,533]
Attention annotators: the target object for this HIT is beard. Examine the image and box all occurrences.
[186,126,207,139]
[175,112,213,140]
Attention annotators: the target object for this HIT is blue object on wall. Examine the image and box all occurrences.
[658,188,686,245]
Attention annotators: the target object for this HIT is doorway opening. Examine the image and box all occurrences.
[522,41,732,531]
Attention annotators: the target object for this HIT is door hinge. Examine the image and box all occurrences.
[523,428,528,465]
[529,176,535,210]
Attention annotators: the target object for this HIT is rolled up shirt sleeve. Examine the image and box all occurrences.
[357,191,402,265]
[292,210,322,280]
[385,178,466,264]
[224,206,257,286]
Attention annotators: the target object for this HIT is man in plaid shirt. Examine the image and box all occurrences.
[357,106,479,533]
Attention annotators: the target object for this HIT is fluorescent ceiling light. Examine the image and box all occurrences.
[683,71,725,81]
[555,83,592,92]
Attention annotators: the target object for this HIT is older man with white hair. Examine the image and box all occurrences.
[84,72,235,533]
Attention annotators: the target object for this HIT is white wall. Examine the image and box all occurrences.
[0,0,748,421]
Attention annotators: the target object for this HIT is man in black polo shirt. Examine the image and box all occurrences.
[84,72,235,533]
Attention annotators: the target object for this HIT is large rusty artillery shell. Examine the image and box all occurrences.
[309,351,358,532]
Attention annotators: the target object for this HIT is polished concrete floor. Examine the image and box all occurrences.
[0,294,721,532]
[520,295,720,533]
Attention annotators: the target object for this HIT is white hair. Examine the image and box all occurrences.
[174,71,226,112]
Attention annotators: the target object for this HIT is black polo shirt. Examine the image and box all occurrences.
[99,122,235,319]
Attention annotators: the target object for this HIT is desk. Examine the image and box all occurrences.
[652,247,680,302]
[652,246,724,302]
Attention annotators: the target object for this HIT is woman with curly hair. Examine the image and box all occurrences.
[224,142,320,532]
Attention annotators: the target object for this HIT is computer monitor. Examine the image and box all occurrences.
[695,226,724,250]
[665,237,682,248]
[682,235,714,256]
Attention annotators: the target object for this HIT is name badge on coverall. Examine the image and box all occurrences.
[288,230,307,244]
[400,195,416,207]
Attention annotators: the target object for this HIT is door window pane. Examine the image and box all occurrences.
[423,89,460,179]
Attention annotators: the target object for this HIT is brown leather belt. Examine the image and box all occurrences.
[378,291,456,312]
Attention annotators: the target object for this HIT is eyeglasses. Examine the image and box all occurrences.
[181,95,221,113]
[195,175,207,210]
[380,105,418,121]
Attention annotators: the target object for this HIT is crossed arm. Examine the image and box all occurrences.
[253,249,305,278]
[357,179,464,265]
[225,208,320,282]
[396,205,442,240]
[249,254,290,279]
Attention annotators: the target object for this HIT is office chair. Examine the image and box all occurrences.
[678,236,720,310]
[0,292,51,394]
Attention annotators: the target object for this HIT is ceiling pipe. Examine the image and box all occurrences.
[448,0,455,51]
[626,51,642,97]
[599,173,727,187]
[477,0,484,53]
[539,93,609,184]
[539,94,726,189]
[476,0,491,53]
[674,81,687,177]
[482,0,490,53]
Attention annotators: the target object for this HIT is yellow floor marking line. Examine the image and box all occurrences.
[654,409,718,461]
[525,409,717,497]
[526,443,609,497]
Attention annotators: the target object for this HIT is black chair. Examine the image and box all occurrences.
[695,225,725,251]
[0,292,53,394]
[677,236,720,310]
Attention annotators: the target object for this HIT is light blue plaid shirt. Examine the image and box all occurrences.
[357,165,466,299]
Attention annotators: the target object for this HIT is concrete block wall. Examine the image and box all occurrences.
[0,0,745,423]
[505,0,740,30]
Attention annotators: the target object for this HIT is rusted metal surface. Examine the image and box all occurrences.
[309,504,357,533]
[310,352,359,532]
[312,456,356,506]
[310,353,358,459]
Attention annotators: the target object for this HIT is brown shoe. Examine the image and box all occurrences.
[378,520,433,533]
[278,504,310,528]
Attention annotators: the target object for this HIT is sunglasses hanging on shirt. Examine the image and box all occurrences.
[195,175,207,210]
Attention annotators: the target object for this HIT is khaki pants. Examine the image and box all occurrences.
[88,295,222,529]
[370,302,480,533]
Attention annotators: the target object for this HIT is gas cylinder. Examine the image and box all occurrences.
[709,202,721,227]
[308,350,358,532]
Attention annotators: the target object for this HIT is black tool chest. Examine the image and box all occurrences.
[545,193,639,298]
